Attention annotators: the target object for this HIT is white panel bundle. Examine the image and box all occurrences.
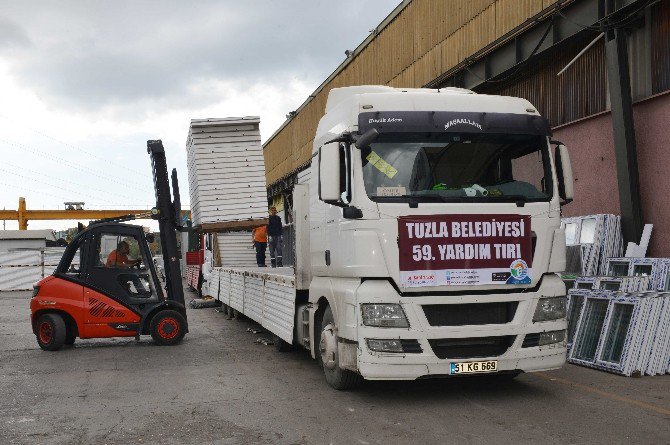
[0,251,42,267]
[0,266,42,291]
[568,289,670,376]
[0,249,79,290]
[186,116,267,226]
[567,288,590,351]
[561,214,623,276]
[573,276,596,290]
[592,276,651,292]
[605,258,670,290]
[216,232,257,267]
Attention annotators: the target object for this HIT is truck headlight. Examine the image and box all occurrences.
[533,296,566,322]
[361,304,409,328]
[32,286,40,298]
[539,330,566,346]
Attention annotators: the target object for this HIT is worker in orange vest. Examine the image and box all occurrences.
[252,225,268,267]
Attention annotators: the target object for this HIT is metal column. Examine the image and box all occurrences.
[605,22,643,244]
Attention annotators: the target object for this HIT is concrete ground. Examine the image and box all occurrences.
[1,287,668,445]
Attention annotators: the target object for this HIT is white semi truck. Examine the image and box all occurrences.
[209,85,574,389]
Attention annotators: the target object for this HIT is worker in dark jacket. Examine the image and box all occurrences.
[267,206,283,267]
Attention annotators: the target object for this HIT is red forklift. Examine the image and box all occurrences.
[30,140,189,350]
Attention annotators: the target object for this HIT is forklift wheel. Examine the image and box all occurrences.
[150,310,187,346]
[36,313,66,351]
[65,329,76,346]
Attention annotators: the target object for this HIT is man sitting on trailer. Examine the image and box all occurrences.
[106,241,141,268]
[252,225,267,267]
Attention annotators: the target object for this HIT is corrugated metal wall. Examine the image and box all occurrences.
[263,0,562,185]
[478,34,608,127]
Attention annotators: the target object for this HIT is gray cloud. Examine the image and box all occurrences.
[0,17,31,49]
[2,1,400,114]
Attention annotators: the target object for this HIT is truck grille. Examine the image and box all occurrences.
[428,336,516,359]
[422,302,518,326]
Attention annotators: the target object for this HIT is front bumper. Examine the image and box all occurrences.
[353,274,567,380]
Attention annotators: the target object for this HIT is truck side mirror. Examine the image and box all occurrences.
[319,143,341,202]
[555,144,574,205]
[355,128,379,149]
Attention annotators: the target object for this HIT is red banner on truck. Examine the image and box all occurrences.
[398,214,533,287]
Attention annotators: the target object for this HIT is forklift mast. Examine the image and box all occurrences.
[147,140,185,306]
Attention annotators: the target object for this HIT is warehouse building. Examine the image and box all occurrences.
[263,0,670,256]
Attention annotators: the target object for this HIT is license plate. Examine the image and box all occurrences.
[449,360,498,375]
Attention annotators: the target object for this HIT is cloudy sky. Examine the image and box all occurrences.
[0,0,400,231]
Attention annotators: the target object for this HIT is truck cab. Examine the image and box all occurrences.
[304,86,574,386]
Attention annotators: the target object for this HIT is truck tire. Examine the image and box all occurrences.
[150,310,187,346]
[36,313,66,351]
[318,306,363,390]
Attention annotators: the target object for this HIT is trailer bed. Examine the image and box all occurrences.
[212,266,297,343]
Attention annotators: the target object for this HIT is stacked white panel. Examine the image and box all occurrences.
[604,258,670,291]
[216,232,257,267]
[561,214,623,276]
[0,249,78,291]
[186,116,268,226]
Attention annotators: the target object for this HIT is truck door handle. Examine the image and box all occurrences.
[325,250,331,266]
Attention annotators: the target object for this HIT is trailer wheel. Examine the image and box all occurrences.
[36,313,66,351]
[273,334,293,352]
[318,306,363,390]
[150,310,187,346]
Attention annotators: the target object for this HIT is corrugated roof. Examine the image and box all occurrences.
[0,230,56,241]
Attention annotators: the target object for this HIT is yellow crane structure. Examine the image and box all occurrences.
[0,197,190,230]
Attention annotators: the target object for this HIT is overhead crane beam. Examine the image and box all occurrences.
[0,197,190,230]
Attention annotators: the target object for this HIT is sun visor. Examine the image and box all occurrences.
[358,111,552,137]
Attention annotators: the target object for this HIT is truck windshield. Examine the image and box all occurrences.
[360,133,552,202]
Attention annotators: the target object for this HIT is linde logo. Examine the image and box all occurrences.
[369,117,403,124]
[444,118,483,131]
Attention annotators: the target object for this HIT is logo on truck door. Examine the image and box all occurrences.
[398,214,532,287]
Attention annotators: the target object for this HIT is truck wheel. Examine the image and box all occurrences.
[150,310,187,346]
[36,313,66,351]
[318,306,363,390]
[273,334,293,352]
